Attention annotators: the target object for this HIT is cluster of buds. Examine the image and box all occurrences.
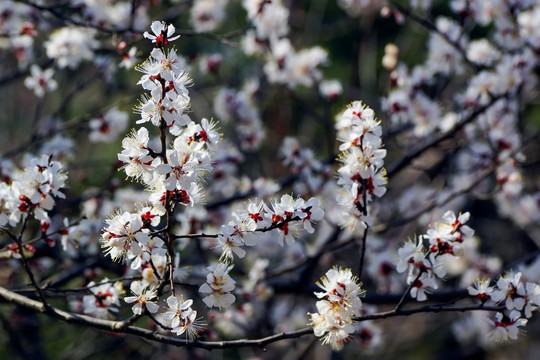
[309,267,365,350]
[335,101,387,233]
[396,211,474,301]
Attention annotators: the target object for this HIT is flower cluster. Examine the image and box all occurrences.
[117,25,219,216]
[101,208,158,264]
[213,85,264,151]
[2,0,540,355]
[214,194,324,261]
[0,155,67,230]
[199,263,236,309]
[162,295,203,340]
[280,137,332,194]
[45,27,98,69]
[335,101,387,233]
[309,267,365,351]
[82,278,123,319]
[396,211,474,301]
[264,38,328,89]
[99,21,210,336]
[73,0,149,29]
[243,0,289,42]
[466,272,539,343]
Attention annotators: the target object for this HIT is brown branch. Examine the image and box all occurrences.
[354,302,504,322]
[0,216,86,252]
[174,214,305,239]
[357,223,369,281]
[0,284,504,350]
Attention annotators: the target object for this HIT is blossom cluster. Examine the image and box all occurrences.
[335,101,387,233]
[213,85,264,151]
[82,278,123,319]
[280,137,332,194]
[0,155,67,230]
[199,263,236,309]
[214,194,324,262]
[162,295,203,340]
[396,211,474,301]
[1,0,540,356]
[97,21,210,340]
[118,25,219,214]
[466,272,539,343]
[309,267,365,351]
[101,207,160,265]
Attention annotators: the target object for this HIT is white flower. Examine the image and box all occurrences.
[215,233,246,261]
[24,65,57,97]
[101,211,150,263]
[319,79,343,100]
[82,278,123,319]
[410,273,438,301]
[143,21,180,46]
[89,107,129,143]
[467,278,493,301]
[300,197,324,233]
[190,0,227,32]
[487,312,527,343]
[124,281,159,315]
[162,295,203,340]
[118,127,157,184]
[491,272,525,312]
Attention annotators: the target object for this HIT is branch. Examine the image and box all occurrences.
[174,214,306,239]
[355,302,504,322]
[0,284,313,349]
[15,0,138,34]
[0,285,503,350]
[391,1,482,72]
[387,95,503,178]
[375,164,496,233]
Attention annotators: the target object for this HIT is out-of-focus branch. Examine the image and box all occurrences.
[375,164,496,233]
[391,1,482,72]
[387,95,503,178]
